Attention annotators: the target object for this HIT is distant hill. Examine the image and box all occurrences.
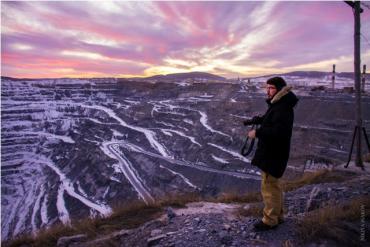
[3,71,367,82]
[1,76,40,81]
[144,72,226,81]
[250,71,366,80]
[2,72,226,82]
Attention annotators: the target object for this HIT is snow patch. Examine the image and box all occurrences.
[208,143,250,163]
[198,111,231,139]
[211,155,229,164]
[160,165,198,189]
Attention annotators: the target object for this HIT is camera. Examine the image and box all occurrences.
[243,116,259,126]
[243,119,254,126]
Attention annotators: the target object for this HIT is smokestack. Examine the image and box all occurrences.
[332,64,336,89]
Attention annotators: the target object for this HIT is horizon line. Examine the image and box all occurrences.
[1,69,359,81]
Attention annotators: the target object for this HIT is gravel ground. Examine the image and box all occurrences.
[60,166,370,247]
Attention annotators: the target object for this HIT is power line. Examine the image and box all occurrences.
[361,2,370,10]
[361,33,370,48]
[346,1,364,12]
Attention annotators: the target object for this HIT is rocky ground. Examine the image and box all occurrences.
[54,163,370,247]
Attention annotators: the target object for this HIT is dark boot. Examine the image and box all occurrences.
[253,220,278,232]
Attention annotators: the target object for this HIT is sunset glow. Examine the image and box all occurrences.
[1,1,370,78]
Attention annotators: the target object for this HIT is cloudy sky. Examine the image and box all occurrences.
[2,1,370,79]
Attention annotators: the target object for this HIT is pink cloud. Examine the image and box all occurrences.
[1,1,369,78]
[245,1,370,68]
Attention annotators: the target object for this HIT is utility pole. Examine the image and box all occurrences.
[354,1,363,168]
[345,1,364,169]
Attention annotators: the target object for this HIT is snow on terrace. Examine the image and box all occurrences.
[197,110,231,139]
[183,119,194,125]
[211,154,229,164]
[160,128,201,146]
[116,141,260,180]
[208,143,250,163]
[159,165,198,189]
[1,151,112,238]
[2,151,112,239]
[57,185,70,224]
[3,78,118,86]
[5,131,75,144]
[101,142,154,204]
[0,77,271,238]
[151,100,232,139]
[2,85,259,231]
[151,101,187,118]
[40,188,49,226]
[1,152,45,239]
[80,104,172,158]
[39,156,112,216]
[31,185,45,233]
[101,140,199,201]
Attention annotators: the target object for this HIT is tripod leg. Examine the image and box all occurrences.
[362,127,370,152]
[345,126,358,168]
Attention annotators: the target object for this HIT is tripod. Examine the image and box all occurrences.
[345,126,370,169]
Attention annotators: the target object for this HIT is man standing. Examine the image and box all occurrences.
[246,77,298,231]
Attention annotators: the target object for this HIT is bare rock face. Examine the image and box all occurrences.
[165,207,176,221]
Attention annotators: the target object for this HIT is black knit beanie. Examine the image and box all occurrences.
[266,77,287,91]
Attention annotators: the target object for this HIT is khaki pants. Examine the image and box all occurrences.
[261,171,284,226]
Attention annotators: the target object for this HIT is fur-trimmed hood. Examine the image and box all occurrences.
[268,85,298,107]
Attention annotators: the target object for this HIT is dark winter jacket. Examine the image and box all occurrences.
[250,86,299,178]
